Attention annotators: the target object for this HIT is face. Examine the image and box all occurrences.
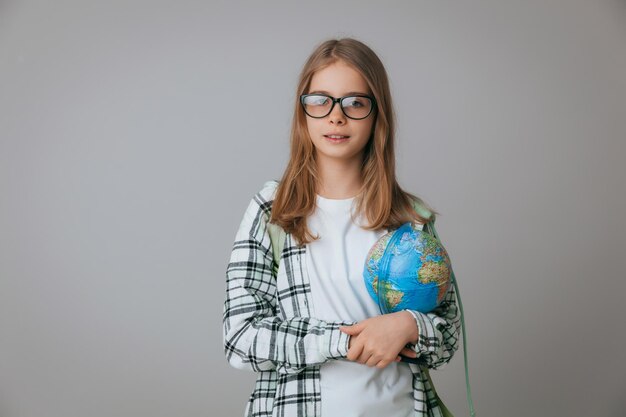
[303,61,376,165]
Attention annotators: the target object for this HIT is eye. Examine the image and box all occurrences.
[305,95,330,106]
[343,97,365,108]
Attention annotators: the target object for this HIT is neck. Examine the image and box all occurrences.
[315,153,364,199]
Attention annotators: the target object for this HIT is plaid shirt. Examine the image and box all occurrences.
[223,180,461,417]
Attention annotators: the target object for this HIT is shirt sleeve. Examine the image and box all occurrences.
[403,271,462,370]
[222,183,357,375]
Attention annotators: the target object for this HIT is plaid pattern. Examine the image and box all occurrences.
[223,180,461,417]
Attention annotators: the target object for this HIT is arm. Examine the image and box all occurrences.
[403,280,461,370]
[222,186,357,375]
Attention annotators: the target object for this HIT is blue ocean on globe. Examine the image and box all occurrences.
[363,222,452,314]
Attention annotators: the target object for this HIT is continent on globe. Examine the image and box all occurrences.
[371,277,405,310]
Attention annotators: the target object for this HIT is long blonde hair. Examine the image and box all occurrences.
[270,37,438,247]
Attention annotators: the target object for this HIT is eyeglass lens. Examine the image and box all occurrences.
[302,95,373,119]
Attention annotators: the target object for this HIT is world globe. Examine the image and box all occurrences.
[363,221,452,314]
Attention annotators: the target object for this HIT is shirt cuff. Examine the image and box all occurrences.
[403,308,441,355]
[320,321,357,360]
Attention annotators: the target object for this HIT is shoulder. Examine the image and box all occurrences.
[257,179,280,202]
[244,179,280,222]
[236,180,280,241]
[253,179,280,210]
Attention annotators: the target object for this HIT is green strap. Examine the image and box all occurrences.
[267,221,285,276]
[426,219,476,417]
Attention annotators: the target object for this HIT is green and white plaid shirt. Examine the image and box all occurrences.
[223,180,461,417]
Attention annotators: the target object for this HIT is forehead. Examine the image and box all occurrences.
[309,62,370,95]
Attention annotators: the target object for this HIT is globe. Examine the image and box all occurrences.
[363,221,452,314]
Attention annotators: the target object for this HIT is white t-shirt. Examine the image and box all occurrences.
[305,193,414,417]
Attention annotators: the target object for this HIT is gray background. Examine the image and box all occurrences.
[1,1,625,416]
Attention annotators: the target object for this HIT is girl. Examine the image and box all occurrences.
[223,38,461,417]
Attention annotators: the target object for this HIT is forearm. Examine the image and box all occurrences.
[224,311,357,374]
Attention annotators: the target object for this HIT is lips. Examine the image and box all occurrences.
[324,135,350,143]
[324,135,350,138]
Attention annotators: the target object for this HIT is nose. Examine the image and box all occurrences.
[328,100,346,124]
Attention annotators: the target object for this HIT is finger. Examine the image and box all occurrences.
[339,326,356,334]
[347,339,364,362]
[366,355,380,367]
[366,351,390,368]
[400,347,418,358]
[357,348,374,365]
[358,351,370,365]
[340,322,363,334]
[375,358,394,369]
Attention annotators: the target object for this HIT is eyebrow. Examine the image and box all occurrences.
[308,90,369,96]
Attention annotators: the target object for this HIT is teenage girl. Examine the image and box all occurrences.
[223,37,461,417]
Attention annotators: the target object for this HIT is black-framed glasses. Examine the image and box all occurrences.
[300,93,377,120]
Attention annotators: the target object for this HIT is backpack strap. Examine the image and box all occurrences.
[267,220,286,277]
[412,198,477,417]
[264,180,286,276]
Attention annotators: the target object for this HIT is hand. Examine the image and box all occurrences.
[339,311,419,369]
